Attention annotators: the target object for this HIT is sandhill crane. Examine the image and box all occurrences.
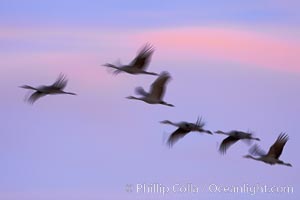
[243,133,292,167]
[161,117,213,147]
[215,130,260,154]
[103,44,158,76]
[126,71,174,107]
[20,74,76,104]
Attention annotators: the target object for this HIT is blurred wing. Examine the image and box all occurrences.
[167,128,189,148]
[134,87,149,97]
[249,144,266,156]
[219,136,239,154]
[130,44,154,70]
[26,91,47,104]
[51,74,68,90]
[266,133,289,159]
[149,71,170,99]
[242,138,253,145]
[195,116,205,129]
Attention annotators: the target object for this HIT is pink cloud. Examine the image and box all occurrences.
[0,27,135,88]
[132,27,300,72]
[1,26,299,75]
[0,51,125,90]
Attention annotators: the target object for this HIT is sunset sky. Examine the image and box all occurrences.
[0,0,299,199]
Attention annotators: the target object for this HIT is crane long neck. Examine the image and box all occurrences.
[104,63,119,70]
[201,129,213,134]
[245,155,262,162]
[278,161,292,167]
[142,71,159,76]
[20,85,38,91]
[216,131,229,135]
[163,121,181,127]
[164,121,178,127]
[128,96,144,101]
[283,163,292,167]
[161,102,174,107]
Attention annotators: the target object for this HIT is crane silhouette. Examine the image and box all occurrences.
[215,130,260,154]
[103,43,158,76]
[20,73,76,104]
[243,133,292,167]
[161,117,212,147]
[127,71,174,107]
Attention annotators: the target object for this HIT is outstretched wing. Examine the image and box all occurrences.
[249,144,266,156]
[167,128,190,148]
[219,136,239,154]
[134,86,149,97]
[266,133,289,159]
[51,74,68,90]
[26,91,47,104]
[195,116,205,129]
[130,44,154,70]
[149,71,171,100]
